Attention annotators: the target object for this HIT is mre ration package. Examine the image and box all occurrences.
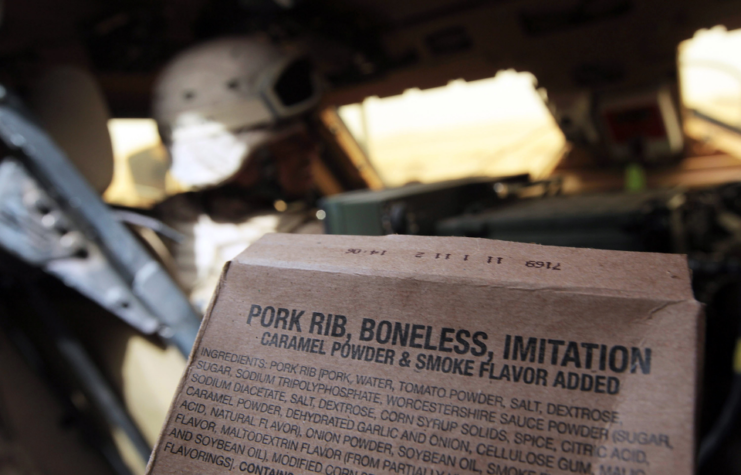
[146,233,703,475]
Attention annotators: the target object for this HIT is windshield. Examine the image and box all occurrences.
[338,70,566,187]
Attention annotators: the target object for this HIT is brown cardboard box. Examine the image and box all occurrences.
[146,234,703,475]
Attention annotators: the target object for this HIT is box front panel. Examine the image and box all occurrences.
[149,258,700,475]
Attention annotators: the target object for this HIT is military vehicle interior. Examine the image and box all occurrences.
[1,0,741,474]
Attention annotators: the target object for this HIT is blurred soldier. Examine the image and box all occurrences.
[153,36,324,312]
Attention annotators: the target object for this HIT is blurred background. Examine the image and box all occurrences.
[1,1,741,474]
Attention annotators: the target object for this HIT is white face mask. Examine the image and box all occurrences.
[169,131,251,190]
[168,122,307,190]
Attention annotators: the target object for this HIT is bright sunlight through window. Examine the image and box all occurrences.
[339,71,566,188]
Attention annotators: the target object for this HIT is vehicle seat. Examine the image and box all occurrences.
[29,65,114,195]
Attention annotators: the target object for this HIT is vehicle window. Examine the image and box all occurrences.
[680,26,741,156]
[338,71,566,187]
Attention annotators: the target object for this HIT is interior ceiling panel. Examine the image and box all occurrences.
[322,0,741,105]
[0,0,97,54]
[334,0,506,27]
[1,0,740,115]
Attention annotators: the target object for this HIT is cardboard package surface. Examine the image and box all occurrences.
[147,234,703,475]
